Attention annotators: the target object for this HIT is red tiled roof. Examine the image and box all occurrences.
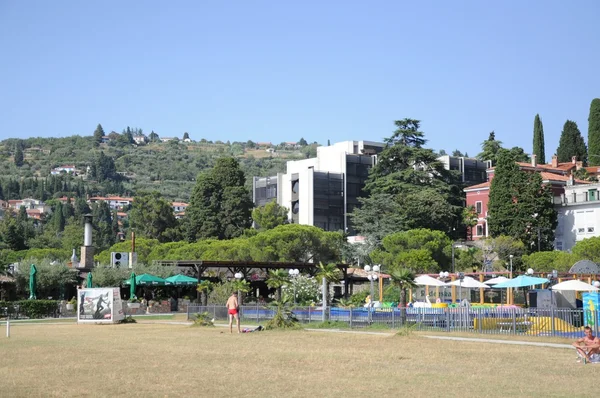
[172,202,188,207]
[585,166,600,174]
[464,181,490,191]
[539,172,589,184]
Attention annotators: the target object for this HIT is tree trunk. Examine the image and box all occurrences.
[201,291,208,307]
[276,288,281,302]
[400,289,407,325]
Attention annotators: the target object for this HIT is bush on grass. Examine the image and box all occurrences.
[265,301,301,330]
[192,312,214,327]
[0,300,59,319]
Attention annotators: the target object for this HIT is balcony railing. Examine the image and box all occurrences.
[556,192,600,205]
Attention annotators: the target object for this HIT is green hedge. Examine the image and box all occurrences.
[0,300,59,319]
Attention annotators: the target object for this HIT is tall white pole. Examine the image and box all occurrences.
[322,277,327,322]
[6,316,10,338]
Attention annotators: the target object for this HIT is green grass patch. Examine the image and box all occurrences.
[131,314,174,320]
[308,321,350,329]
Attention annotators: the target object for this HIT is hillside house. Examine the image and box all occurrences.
[51,165,77,175]
[133,135,148,145]
[88,196,134,211]
[172,202,188,213]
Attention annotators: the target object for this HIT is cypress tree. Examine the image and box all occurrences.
[14,144,24,167]
[556,120,587,164]
[487,150,525,238]
[532,114,546,164]
[588,99,600,166]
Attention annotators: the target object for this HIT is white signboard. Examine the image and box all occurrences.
[77,288,125,324]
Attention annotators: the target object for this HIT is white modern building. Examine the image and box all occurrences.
[437,155,489,185]
[554,182,600,251]
[253,140,385,233]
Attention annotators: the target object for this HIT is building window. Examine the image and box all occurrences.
[475,201,482,214]
[556,241,563,250]
[588,227,595,233]
[578,227,585,234]
[476,224,484,236]
[590,189,597,201]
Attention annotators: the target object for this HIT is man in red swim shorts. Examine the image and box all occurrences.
[226,292,240,334]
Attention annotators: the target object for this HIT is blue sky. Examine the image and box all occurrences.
[1,1,598,158]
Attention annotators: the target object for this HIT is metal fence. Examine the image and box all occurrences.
[187,305,596,338]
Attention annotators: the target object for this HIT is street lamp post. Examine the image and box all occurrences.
[364,265,380,306]
[438,271,450,303]
[289,269,300,305]
[234,272,243,306]
[457,272,465,302]
[451,243,463,274]
[364,265,380,324]
[508,254,514,304]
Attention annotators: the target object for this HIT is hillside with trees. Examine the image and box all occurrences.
[0,126,317,201]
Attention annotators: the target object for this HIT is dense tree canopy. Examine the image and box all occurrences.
[252,201,288,230]
[129,191,178,242]
[588,99,600,166]
[185,157,253,241]
[556,120,587,164]
[352,119,462,242]
[487,151,557,253]
[372,228,452,273]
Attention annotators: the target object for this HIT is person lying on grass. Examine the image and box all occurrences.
[573,326,600,363]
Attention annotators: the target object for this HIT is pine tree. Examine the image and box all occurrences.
[183,132,190,140]
[532,114,546,164]
[556,120,587,164]
[185,157,252,240]
[588,99,600,166]
[477,131,503,165]
[93,124,105,147]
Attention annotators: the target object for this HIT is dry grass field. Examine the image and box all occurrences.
[0,323,594,398]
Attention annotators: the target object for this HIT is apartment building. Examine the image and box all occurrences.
[554,182,600,251]
[253,140,385,233]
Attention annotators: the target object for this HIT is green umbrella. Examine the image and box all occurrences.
[165,274,198,285]
[124,273,169,286]
[129,272,137,299]
[86,272,93,288]
[29,264,37,300]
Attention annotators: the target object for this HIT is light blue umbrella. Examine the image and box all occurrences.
[492,275,550,288]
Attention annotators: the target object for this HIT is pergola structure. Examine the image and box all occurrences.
[154,260,352,300]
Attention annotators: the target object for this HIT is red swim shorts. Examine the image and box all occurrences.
[228,309,238,315]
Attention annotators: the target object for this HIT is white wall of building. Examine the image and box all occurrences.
[261,140,384,229]
[554,182,600,251]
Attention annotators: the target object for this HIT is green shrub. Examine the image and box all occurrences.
[265,303,301,330]
[119,316,137,324]
[395,322,418,337]
[350,290,369,307]
[310,321,348,329]
[192,312,214,327]
[0,300,59,319]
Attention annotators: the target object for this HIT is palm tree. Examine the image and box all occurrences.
[388,267,417,324]
[315,262,341,306]
[196,280,213,306]
[266,269,289,301]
